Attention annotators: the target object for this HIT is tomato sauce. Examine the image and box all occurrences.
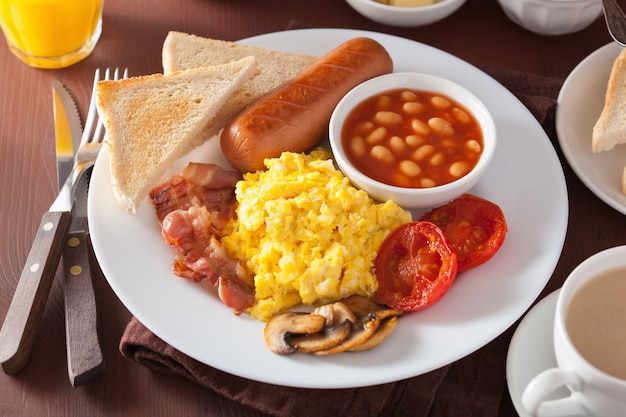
[341,88,484,188]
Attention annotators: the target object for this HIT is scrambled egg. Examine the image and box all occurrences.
[221,148,412,321]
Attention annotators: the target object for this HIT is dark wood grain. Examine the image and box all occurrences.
[1,0,625,416]
[0,210,72,375]
[63,231,103,387]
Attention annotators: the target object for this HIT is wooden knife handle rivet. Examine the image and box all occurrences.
[67,236,81,248]
[69,266,83,275]
[67,237,84,276]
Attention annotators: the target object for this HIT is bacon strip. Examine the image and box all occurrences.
[150,163,241,230]
[182,162,241,189]
[150,163,255,314]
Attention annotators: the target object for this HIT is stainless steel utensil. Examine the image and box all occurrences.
[62,170,103,386]
[0,68,123,374]
[603,0,626,46]
[53,79,104,387]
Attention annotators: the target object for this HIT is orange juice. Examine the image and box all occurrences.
[0,0,104,69]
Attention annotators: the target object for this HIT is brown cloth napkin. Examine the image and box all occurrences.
[119,64,563,417]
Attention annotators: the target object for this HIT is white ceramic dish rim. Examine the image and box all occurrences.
[507,246,626,417]
[88,28,568,389]
[329,71,497,208]
[556,42,626,216]
[345,0,466,27]
[351,0,462,11]
[506,289,562,417]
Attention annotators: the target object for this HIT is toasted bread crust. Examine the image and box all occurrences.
[99,32,320,213]
[622,164,626,196]
[162,31,317,136]
[97,57,257,213]
[592,48,626,153]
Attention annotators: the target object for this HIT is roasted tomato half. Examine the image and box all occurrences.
[420,193,507,273]
[374,221,458,311]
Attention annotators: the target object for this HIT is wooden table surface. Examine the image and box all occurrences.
[1,0,625,416]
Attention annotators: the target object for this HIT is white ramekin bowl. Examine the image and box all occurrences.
[498,0,603,36]
[345,0,466,27]
[329,72,497,209]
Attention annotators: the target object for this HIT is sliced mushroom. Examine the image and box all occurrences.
[291,319,352,353]
[263,297,403,356]
[373,308,403,321]
[291,302,357,353]
[341,295,386,315]
[313,312,380,356]
[263,312,326,355]
[313,302,358,325]
[342,295,403,320]
[349,316,400,352]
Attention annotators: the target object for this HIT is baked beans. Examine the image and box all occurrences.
[341,88,483,189]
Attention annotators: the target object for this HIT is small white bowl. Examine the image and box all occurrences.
[345,0,466,27]
[498,0,602,36]
[329,72,497,209]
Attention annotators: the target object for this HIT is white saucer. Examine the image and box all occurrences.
[506,290,586,417]
[556,43,626,215]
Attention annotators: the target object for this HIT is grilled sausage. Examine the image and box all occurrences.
[220,37,393,172]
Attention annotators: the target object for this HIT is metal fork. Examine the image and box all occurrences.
[52,68,128,213]
[0,67,127,375]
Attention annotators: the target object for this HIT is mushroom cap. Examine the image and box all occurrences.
[313,302,357,326]
[293,302,358,353]
[292,319,352,353]
[313,312,381,356]
[263,298,403,355]
[349,315,400,352]
[342,295,403,319]
[263,312,326,355]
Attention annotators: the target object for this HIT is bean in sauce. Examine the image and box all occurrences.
[341,88,483,188]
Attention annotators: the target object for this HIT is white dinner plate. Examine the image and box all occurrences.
[556,42,626,215]
[88,28,568,388]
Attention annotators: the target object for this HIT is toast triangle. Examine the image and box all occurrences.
[162,31,317,135]
[592,48,626,153]
[96,57,257,213]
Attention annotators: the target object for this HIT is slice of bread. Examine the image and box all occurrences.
[96,57,257,213]
[592,48,626,153]
[162,31,317,135]
[622,164,626,196]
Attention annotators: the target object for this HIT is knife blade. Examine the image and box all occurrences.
[53,80,104,386]
[53,80,79,187]
[0,87,75,374]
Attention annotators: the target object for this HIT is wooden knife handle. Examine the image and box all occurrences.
[0,210,72,374]
[63,230,104,386]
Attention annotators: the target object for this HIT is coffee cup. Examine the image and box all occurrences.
[521,245,626,416]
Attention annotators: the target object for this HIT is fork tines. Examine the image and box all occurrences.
[82,67,129,146]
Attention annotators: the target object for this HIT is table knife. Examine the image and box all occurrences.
[53,80,104,386]
[0,92,74,375]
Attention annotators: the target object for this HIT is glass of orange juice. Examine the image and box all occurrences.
[0,0,104,69]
